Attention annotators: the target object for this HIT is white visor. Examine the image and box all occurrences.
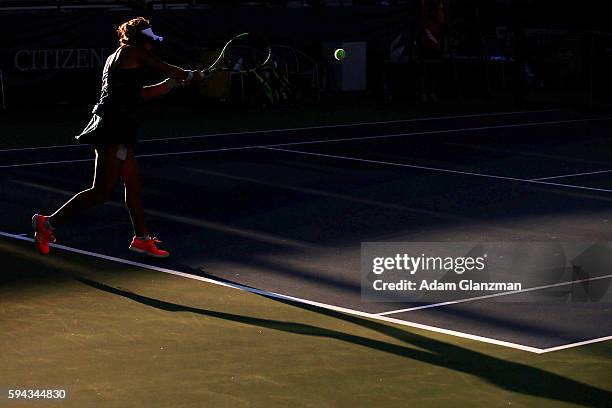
[141,27,164,42]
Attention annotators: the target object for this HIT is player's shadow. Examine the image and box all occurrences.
[76,276,612,407]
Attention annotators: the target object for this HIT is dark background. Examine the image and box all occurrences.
[0,0,610,106]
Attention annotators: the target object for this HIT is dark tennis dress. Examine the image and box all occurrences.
[76,48,145,146]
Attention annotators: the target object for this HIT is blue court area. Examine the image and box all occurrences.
[1,109,611,353]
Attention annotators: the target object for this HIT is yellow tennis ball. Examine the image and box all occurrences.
[334,48,346,61]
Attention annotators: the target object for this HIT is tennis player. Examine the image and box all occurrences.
[32,17,205,257]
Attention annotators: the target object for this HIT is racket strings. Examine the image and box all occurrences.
[208,33,271,73]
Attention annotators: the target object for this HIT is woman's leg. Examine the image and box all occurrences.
[121,152,169,258]
[49,145,124,228]
[120,149,148,237]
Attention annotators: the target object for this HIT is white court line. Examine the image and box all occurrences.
[540,336,612,353]
[522,180,612,195]
[0,230,544,354]
[142,109,563,142]
[2,117,609,169]
[262,147,612,196]
[264,147,527,182]
[530,169,612,181]
[0,108,561,153]
[377,275,612,316]
[0,158,93,169]
[0,146,256,169]
[260,117,612,149]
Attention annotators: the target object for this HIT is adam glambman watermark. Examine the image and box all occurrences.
[370,251,521,292]
[361,242,612,303]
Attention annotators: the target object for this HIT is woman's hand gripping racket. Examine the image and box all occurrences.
[202,32,271,77]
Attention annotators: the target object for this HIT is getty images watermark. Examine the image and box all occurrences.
[361,242,612,303]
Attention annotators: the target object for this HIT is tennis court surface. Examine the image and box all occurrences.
[2,108,612,406]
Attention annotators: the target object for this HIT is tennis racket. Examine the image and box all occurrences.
[204,32,271,75]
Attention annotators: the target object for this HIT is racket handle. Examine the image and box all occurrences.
[190,70,210,81]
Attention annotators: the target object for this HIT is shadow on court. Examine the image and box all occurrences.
[76,276,612,407]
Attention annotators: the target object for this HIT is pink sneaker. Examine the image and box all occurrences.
[32,214,56,255]
[129,236,169,258]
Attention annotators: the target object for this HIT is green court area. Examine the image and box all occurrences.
[1,237,610,407]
